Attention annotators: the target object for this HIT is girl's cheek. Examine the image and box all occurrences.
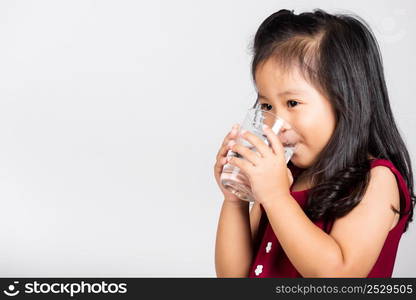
[293,138,316,167]
[291,146,309,168]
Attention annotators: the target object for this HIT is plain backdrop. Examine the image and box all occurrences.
[0,0,415,277]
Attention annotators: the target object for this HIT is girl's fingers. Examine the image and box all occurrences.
[287,168,294,186]
[216,124,240,161]
[215,124,241,177]
[222,124,240,146]
[226,155,252,173]
[237,129,271,158]
[214,125,237,183]
[227,141,260,166]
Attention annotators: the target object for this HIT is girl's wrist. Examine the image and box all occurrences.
[260,191,292,211]
[223,198,250,207]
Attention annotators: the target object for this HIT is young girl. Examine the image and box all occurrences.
[214,9,415,278]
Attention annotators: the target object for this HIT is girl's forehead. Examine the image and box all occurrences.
[255,61,314,95]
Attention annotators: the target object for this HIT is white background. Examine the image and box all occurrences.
[0,0,415,277]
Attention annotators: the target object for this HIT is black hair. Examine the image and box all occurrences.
[250,9,415,232]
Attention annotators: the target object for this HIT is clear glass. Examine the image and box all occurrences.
[220,106,299,202]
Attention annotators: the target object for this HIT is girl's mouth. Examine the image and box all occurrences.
[280,130,300,146]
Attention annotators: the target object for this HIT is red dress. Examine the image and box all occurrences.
[248,158,412,278]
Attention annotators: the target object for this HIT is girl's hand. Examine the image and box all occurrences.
[214,123,246,204]
[226,124,293,206]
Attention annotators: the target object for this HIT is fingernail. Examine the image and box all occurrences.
[228,140,236,147]
[262,124,268,130]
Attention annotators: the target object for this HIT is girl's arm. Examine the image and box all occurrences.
[249,200,263,243]
[215,200,254,277]
[261,165,400,277]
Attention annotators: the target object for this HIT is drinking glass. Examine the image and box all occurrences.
[220,106,299,202]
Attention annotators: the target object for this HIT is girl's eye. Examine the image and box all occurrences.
[260,103,273,111]
[287,100,299,108]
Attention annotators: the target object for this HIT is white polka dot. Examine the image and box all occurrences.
[266,242,272,253]
[254,264,263,276]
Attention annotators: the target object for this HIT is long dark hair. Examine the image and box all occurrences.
[250,9,415,232]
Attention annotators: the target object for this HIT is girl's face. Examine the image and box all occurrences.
[254,58,337,168]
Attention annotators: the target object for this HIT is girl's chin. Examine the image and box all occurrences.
[290,151,310,169]
[289,154,299,166]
